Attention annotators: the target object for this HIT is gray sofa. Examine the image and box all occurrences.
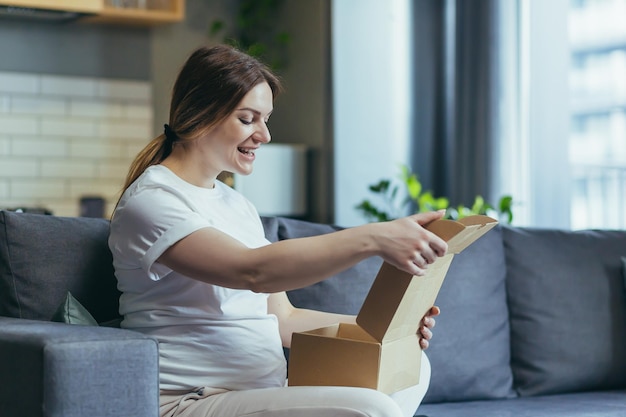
[1,209,625,417]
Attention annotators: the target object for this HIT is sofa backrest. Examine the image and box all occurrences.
[0,210,121,323]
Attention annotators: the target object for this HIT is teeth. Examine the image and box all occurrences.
[238,147,254,155]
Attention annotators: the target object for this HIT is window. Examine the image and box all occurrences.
[568,0,626,229]
[506,0,625,229]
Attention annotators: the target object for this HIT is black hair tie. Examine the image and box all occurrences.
[164,124,177,143]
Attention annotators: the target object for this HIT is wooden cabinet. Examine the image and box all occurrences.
[88,0,185,25]
[0,0,185,25]
[0,0,100,13]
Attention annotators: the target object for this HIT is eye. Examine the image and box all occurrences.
[239,118,253,125]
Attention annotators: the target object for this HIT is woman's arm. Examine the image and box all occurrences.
[268,292,440,349]
[158,211,448,294]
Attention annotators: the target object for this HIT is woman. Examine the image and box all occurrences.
[109,44,448,417]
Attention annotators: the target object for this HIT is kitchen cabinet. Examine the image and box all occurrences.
[0,0,100,13]
[0,0,185,25]
[87,0,185,25]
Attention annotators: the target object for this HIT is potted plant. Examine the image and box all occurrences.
[356,165,514,224]
[209,0,291,72]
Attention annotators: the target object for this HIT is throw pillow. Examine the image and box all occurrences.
[0,210,121,323]
[51,291,99,326]
[504,227,626,396]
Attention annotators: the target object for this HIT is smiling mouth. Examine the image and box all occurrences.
[238,147,255,156]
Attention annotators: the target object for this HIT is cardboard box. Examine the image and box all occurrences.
[288,214,498,394]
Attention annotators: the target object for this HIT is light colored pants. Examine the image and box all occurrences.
[160,352,431,417]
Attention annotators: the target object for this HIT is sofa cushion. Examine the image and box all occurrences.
[263,216,515,403]
[0,210,121,323]
[418,390,626,417]
[504,226,626,396]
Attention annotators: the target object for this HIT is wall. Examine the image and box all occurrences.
[0,18,150,79]
[0,0,233,217]
[332,0,413,226]
[0,71,152,216]
[524,0,571,229]
[269,0,333,223]
[0,14,154,216]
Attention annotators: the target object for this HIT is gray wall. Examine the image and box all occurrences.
[273,0,333,223]
[0,18,150,79]
[0,0,333,222]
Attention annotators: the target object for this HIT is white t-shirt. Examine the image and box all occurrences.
[108,165,287,391]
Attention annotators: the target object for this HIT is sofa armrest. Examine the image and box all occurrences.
[0,317,159,417]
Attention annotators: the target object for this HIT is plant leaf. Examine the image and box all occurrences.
[471,195,485,214]
[369,179,390,194]
[434,197,449,210]
[209,20,225,37]
[406,175,421,201]
[499,195,514,223]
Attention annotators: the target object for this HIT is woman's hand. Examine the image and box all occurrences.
[419,305,441,350]
[373,211,449,276]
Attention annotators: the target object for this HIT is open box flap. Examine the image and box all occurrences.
[428,215,498,253]
[356,215,498,342]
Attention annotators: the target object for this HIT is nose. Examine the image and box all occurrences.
[253,121,271,144]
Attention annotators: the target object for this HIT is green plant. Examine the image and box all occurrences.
[209,0,291,72]
[356,165,514,224]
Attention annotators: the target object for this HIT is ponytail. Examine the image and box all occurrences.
[120,134,168,194]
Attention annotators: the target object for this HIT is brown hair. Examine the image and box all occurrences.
[119,44,282,198]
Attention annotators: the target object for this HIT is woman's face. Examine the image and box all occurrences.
[202,81,274,177]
